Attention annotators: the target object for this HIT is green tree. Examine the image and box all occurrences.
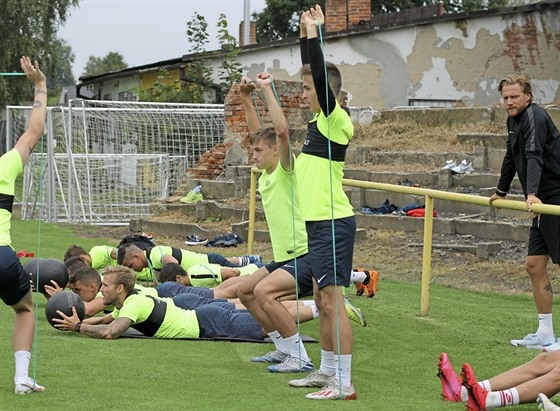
[216,13,242,99]
[0,0,79,106]
[184,12,213,103]
[82,52,128,76]
[138,69,191,103]
[46,39,76,102]
[254,0,326,42]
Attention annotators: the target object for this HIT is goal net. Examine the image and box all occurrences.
[9,100,224,224]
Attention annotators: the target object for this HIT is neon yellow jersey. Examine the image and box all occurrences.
[89,246,118,270]
[112,293,200,338]
[258,160,308,261]
[0,150,23,246]
[147,246,209,271]
[297,103,354,221]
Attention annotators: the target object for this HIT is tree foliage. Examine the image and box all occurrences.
[255,0,512,41]
[254,0,326,42]
[216,13,242,98]
[0,0,79,106]
[82,52,128,77]
[183,12,213,103]
[138,69,192,103]
[47,39,76,92]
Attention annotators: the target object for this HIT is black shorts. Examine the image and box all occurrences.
[0,246,31,305]
[279,255,314,297]
[528,214,560,264]
[306,216,356,289]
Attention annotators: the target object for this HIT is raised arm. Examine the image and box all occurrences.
[239,76,261,133]
[303,6,337,117]
[255,73,292,171]
[15,56,47,165]
[300,11,309,65]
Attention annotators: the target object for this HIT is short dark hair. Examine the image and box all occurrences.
[249,125,277,147]
[64,256,88,276]
[498,74,533,101]
[70,266,101,288]
[117,243,141,264]
[64,244,88,261]
[160,263,187,283]
[300,61,342,97]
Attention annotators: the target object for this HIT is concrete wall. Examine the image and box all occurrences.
[230,1,559,110]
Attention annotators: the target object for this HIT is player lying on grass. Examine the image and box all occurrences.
[117,243,261,284]
[64,264,364,330]
[437,351,560,410]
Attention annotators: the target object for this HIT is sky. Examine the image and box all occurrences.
[57,0,268,79]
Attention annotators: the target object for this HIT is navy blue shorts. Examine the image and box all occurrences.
[279,255,314,297]
[195,304,263,340]
[306,216,356,289]
[172,293,234,311]
[528,214,560,264]
[155,281,214,299]
[0,246,31,305]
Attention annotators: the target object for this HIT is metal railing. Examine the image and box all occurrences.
[247,167,560,316]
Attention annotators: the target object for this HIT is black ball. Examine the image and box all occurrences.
[44,291,85,329]
[24,258,69,296]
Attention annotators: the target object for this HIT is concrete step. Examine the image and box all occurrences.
[135,200,530,245]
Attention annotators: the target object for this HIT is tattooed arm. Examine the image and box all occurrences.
[15,56,47,165]
[78,317,133,339]
[54,307,133,339]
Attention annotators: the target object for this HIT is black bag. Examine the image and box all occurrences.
[118,235,156,251]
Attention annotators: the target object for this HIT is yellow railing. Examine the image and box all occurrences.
[248,167,560,316]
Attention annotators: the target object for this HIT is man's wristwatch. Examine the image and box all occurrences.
[74,322,82,333]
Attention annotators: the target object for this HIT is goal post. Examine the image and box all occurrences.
[12,99,225,224]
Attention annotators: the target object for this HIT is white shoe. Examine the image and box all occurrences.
[288,369,335,388]
[538,393,560,411]
[15,378,45,394]
[305,379,357,400]
[543,341,560,352]
[511,333,552,349]
[451,159,474,174]
[441,160,457,170]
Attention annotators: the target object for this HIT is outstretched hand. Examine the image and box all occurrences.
[52,306,80,331]
[20,56,46,86]
[43,280,64,298]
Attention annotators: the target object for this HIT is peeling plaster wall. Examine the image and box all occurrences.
[226,5,559,109]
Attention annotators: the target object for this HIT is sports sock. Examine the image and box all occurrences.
[485,388,519,409]
[14,350,31,383]
[302,300,315,306]
[268,330,288,354]
[334,354,352,387]
[537,313,555,343]
[350,270,367,283]
[238,264,258,276]
[319,349,336,376]
[310,305,319,319]
[284,333,310,362]
[479,379,492,391]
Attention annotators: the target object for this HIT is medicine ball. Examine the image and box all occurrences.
[24,258,69,296]
[44,291,85,329]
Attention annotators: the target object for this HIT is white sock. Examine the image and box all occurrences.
[319,349,336,376]
[14,351,31,383]
[268,331,288,354]
[485,388,519,410]
[350,270,367,283]
[480,379,492,391]
[334,354,352,387]
[310,305,320,319]
[302,300,315,306]
[537,313,555,343]
[284,333,310,362]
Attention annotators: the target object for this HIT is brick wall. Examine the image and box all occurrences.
[188,80,308,181]
[326,0,371,33]
[239,21,257,46]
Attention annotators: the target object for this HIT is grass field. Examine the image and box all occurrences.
[0,220,555,410]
